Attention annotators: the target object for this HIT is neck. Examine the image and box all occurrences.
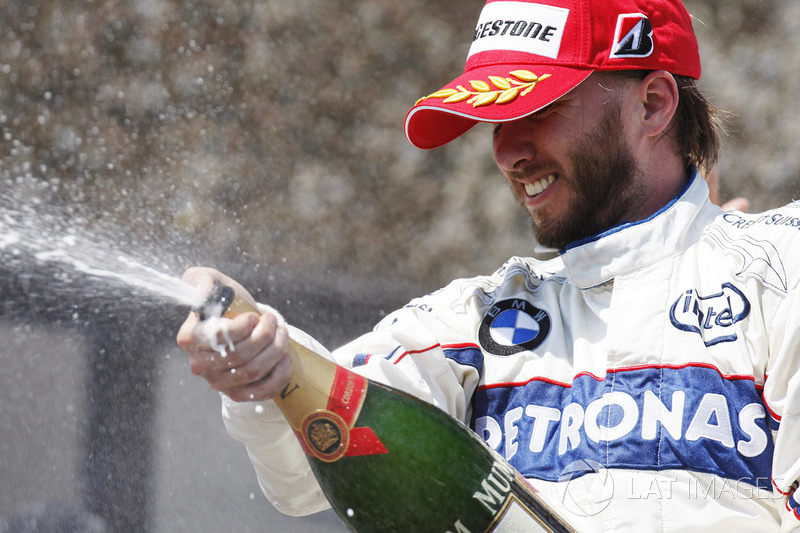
[629,147,690,222]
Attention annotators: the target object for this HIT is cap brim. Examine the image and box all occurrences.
[405,64,593,149]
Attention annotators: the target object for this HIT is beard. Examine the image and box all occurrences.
[529,103,644,251]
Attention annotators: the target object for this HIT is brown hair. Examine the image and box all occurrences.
[673,74,725,174]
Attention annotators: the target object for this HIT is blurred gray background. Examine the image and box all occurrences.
[1,1,799,531]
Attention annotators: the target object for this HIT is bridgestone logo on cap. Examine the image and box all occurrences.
[611,13,654,58]
[468,2,569,60]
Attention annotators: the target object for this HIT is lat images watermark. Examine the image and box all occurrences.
[557,461,782,517]
[557,459,614,517]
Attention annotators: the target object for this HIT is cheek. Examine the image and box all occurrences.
[500,171,522,197]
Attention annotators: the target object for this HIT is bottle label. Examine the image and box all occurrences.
[296,366,388,462]
[465,457,567,533]
[487,496,552,533]
[302,411,350,462]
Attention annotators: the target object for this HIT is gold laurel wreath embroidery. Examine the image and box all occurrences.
[415,70,551,107]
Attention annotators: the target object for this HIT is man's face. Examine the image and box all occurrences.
[492,74,647,250]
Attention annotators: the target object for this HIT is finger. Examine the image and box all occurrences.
[191,312,261,355]
[182,267,260,311]
[182,266,225,291]
[224,352,294,402]
[206,323,288,387]
[720,197,750,212]
[187,312,281,379]
[176,311,201,351]
[200,313,280,368]
[202,324,290,392]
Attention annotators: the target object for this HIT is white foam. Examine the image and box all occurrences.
[195,317,236,358]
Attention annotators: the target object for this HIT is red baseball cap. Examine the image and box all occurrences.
[404,0,701,149]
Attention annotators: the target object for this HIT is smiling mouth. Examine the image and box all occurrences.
[524,174,557,197]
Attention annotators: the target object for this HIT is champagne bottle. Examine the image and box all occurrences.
[195,282,577,533]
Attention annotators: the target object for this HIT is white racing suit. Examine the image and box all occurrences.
[222,172,800,532]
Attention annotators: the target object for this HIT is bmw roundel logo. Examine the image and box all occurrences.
[479,299,551,356]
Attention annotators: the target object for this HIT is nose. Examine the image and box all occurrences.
[492,118,537,172]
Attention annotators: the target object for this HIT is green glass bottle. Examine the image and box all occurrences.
[196,283,576,533]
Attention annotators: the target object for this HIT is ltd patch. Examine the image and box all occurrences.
[479,299,551,356]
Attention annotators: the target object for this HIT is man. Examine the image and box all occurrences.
[177,0,799,530]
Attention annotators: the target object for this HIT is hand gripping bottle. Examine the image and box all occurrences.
[196,282,577,533]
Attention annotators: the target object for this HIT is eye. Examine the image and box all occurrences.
[493,123,503,135]
[529,104,556,119]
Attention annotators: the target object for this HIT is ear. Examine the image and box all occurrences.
[636,70,679,139]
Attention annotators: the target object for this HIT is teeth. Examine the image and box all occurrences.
[524,174,556,196]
